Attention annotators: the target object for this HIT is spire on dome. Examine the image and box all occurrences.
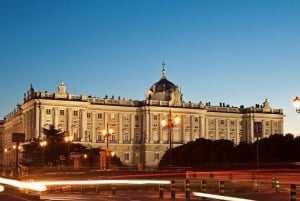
[161,61,167,79]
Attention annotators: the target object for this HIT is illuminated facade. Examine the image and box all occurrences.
[0,66,284,168]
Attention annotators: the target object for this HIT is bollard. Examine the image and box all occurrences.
[159,184,164,199]
[275,178,280,192]
[185,180,191,199]
[272,177,275,188]
[96,186,100,194]
[112,185,116,195]
[201,180,207,193]
[171,180,176,199]
[290,184,296,201]
[219,181,225,195]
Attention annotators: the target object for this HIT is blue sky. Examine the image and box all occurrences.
[1,0,300,134]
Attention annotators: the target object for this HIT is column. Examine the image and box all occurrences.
[130,113,135,143]
[80,109,87,141]
[118,113,123,144]
[35,104,41,138]
[91,111,96,143]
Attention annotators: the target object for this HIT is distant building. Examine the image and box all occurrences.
[0,65,284,168]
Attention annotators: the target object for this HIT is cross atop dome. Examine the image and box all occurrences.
[161,61,167,79]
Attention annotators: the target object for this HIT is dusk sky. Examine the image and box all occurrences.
[1,0,300,135]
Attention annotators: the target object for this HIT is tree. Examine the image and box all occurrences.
[21,125,86,166]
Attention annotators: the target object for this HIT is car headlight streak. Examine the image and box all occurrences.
[0,177,170,192]
[0,177,47,191]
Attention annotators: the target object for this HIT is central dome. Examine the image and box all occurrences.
[146,63,182,104]
[149,74,177,93]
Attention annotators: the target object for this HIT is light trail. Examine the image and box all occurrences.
[34,179,171,186]
[193,192,256,201]
[0,177,46,191]
[0,177,169,193]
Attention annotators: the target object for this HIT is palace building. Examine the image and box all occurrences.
[0,66,284,168]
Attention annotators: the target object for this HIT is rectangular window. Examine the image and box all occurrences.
[59,110,64,116]
[87,113,91,118]
[154,152,160,160]
[111,113,115,120]
[124,152,130,161]
[153,115,158,120]
[73,111,78,116]
[195,117,199,122]
[124,133,129,142]
[124,114,129,121]
[112,134,116,142]
[97,113,102,119]
[46,109,51,115]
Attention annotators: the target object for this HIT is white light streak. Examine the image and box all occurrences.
[0,177,46,191]
[34,179,170,186]
[193,192,256,201]
[0,177,169,192]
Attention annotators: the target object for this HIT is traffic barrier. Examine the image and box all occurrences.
[159,184,164,199]
[185,179,190,199]
[290,184,296,201]
[201,180,207,193]
[219,180,225,195]
[171,180,176,199]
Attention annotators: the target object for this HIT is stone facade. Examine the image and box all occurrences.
[0,67,284,168]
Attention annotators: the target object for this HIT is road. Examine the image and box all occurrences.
[3,168,300,201]
[1,190,292,201]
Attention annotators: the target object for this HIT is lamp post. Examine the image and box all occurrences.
[12,144,20,177]
[102,123,114,169]
[4,148,7,167]
[65,135,74,165]
[40,140,47,166]
[161,110,180,166]
[293,96,300,113]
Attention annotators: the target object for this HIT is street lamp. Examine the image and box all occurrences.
[12,144,21,177]
[293,96,300,113]
[40,140,47,166]
[65,135,74,164]
[161,110,180,166]
[4,148,7,167]
[102,123,114,169]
